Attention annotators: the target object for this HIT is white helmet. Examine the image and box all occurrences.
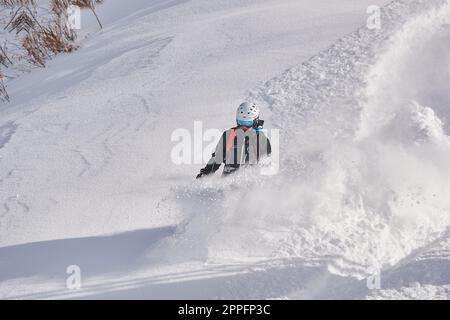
[236,102,260,126]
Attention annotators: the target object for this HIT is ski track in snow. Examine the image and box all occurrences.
[1,0,450,299]
[0,122,17,150]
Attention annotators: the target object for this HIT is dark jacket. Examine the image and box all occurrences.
[197,126,272,177]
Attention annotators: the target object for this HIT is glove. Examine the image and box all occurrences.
[196,172,204,179]
[196,163,219,179]
[196,168,208,179]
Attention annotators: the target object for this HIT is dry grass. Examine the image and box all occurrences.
[0,72,9,102]
[0,0,36,7]
[0,0,104,102]
[22,32,47,67]
[0,46,13,67]
[42,26,76,54]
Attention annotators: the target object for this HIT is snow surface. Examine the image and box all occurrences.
[1,0,450,299]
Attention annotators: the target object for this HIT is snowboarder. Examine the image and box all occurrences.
[196,102,272,178]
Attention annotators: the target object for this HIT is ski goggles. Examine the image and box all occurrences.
[237,120,255,127]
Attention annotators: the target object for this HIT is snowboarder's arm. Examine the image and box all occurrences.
[196,153,222,179]
[196,132,226,179]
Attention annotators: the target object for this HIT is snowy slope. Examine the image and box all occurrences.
[246,0,450,276]
[1,0,450,300]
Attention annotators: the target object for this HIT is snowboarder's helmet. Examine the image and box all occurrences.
[236,102,260,127]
